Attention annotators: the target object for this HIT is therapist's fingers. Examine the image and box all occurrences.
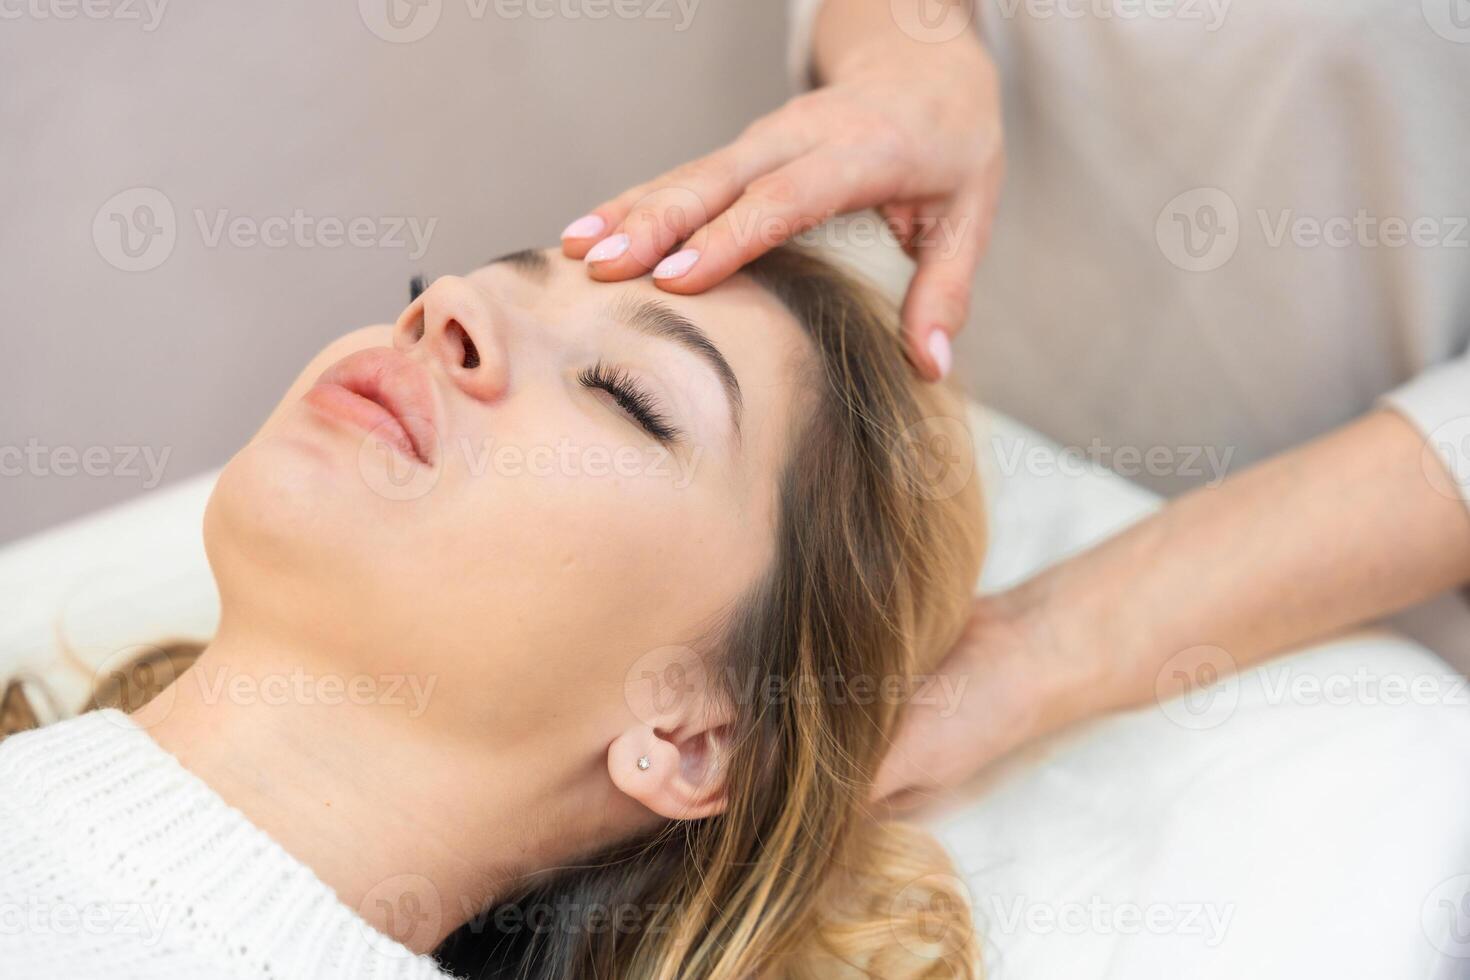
[873,590,1091,807]
[900,193,992,381]
[881,201,922,257]
[561,128,808,276]
[650,147,903,294]
[871,609,1026,807]
[871,677,956,810]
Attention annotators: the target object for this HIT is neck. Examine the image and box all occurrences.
[137,624,623,953]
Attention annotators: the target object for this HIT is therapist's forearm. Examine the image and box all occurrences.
[811,0,983,84]
[1024,409,1470,717]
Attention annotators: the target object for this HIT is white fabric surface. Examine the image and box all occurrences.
[937,409,1470,979]
[3,406,1469,978]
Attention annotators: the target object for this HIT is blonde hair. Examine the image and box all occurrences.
[4,245,986,979]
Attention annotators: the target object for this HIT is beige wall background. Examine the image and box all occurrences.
[1,1,788,544]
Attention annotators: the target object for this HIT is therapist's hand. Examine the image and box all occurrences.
[874,582,1110,809]
[559,13,1002,381]
[875,409,1470,807]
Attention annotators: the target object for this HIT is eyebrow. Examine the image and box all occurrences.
[489,249,744,438]
[486,247,550,281]
[606,294,743,437]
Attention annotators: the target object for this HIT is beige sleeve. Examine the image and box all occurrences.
[1381,354,1470,511]
[787,0,827,92]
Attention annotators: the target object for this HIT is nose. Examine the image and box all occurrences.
[394,275,510,402]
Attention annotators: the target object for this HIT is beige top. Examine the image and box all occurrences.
[790,0,1470,659]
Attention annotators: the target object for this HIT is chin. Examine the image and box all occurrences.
[205,431,396,605]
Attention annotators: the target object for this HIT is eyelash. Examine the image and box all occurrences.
[577,361,680,443]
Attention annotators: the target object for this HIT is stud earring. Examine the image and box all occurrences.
[636,755,651,771]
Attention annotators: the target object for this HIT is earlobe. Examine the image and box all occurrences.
[608,725,730,821]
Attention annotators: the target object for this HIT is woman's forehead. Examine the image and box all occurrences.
[471,247,815,470]
[476,248,812,395]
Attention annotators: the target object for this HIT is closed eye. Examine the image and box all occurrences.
[577,361,680,443]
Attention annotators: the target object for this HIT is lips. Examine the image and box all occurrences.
[304,347,439,465]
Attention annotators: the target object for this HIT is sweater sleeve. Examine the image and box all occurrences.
[787,0,827,92]
[1381,353,1470,511]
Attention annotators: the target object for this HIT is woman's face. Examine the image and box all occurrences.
[206,249,813,748]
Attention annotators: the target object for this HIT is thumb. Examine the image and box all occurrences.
[872,678,951,804]
[900,198,988,381]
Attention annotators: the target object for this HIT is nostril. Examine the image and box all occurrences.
[402,308,425,344]
[447,321,480,370]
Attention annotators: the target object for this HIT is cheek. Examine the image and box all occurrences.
[207,435,363,573]
[419,458,768,687]
[427,396,759,638]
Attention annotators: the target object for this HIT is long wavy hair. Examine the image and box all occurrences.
[3,245,986,978]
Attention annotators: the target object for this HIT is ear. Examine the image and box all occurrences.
[608,713,733,821]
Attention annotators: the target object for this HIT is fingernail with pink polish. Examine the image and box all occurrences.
[561,214,606,240]
[653,248,701,280]
[927,331,953,380]
[585,233,630,263]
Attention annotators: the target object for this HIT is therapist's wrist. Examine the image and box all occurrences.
[1001,538,1163,732]
[813,0,990,88]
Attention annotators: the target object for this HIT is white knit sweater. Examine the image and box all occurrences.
[0,711,454,980]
